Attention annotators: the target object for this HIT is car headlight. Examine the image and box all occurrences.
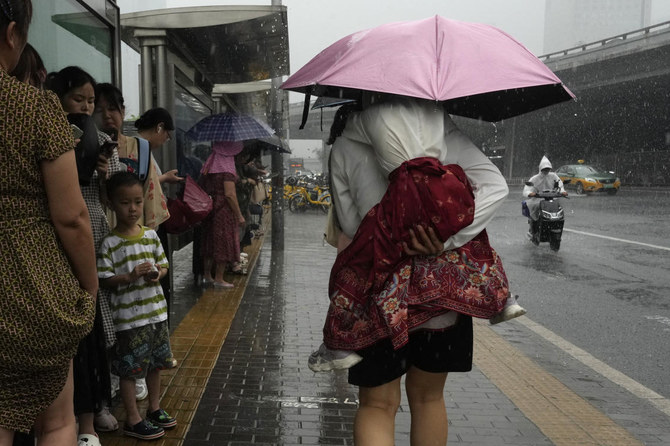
[585,177,596,184]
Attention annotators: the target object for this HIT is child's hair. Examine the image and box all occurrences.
[106,171,142,201]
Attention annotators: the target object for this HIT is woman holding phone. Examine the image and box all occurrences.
[46,66,122,444]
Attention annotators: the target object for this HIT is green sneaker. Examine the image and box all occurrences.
[146,408,177,429]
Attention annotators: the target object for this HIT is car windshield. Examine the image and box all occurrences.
[574,165,606,175]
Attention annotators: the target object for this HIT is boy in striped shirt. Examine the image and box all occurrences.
[98,171,176,441]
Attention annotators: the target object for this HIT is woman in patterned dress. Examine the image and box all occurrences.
[0,1,99,444]
[199,141,246,288]
[46,66,123,445]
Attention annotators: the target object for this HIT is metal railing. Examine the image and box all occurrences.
[539,20,670,62]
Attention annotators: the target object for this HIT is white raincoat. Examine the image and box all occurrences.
[522,156,565,221]
[339,98,509,250]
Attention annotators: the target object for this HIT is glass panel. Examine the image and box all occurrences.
[28,0,113,84]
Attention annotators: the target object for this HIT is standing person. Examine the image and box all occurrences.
[134,107,183,186]
[523,155,568,242]
[134,107,183,335]
[312,99,523,370]
[46,65,122,445]
[314,103,512,445]
[199,141,246,288]
[93,83,169,230]
[97,172,177,441]
[0,1,99,445]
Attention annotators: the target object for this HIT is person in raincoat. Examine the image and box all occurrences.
[522,156,568,237]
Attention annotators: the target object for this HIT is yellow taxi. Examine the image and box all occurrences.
[555,164,621,195]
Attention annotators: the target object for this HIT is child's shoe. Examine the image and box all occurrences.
[490,294,527,325]
[146,408,177,430]
[308,343,363,372]
[123,419,164,440]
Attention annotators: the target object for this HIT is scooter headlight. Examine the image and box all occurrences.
[542,209,564,220]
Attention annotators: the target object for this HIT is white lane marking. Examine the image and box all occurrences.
[645,315,670,331]
[516,317,670,418]
[564,228,670,251]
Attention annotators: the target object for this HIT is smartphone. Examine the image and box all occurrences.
[71,124,84,140]
[100,141,118,157]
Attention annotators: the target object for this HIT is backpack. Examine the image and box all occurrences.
[119,137,151,182]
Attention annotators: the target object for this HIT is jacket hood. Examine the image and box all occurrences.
[539,156,552,171]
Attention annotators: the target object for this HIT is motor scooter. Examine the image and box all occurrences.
[522,181,567,251]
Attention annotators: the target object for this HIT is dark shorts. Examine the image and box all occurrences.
[348,315,473,388]
[111,321,175,379]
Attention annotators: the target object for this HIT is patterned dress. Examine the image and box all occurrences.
[0,70,95,432]
[200,172,240,264]
[72,132,121,415]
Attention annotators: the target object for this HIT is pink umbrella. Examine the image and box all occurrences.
[281,16,574,122]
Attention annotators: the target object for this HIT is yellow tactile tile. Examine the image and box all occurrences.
[473,321,643,446]
[98,224,267,446]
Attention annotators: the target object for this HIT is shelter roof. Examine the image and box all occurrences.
[120,6,289,87]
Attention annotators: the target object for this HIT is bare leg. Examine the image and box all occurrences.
[120,378,141,426]
[353,378,401,446]
[203,257,214,281]
[213,262,233,286]
[0,427,14,446]
[77,412,96,436]
[405,367,449,446]
[34,361,77,446]
[145,369,161,413]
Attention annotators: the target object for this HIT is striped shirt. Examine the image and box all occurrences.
[97,226,169,332]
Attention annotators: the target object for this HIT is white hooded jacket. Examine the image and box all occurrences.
[523,156,565,220]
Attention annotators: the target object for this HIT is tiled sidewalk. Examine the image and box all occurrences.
[100,210,666,445]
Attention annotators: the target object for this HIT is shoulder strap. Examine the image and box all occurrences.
[134,137,151,182]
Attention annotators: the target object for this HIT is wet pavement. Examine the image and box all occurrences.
[99,209,670,445]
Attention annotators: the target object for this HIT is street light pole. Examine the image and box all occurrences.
[270,0,285,251]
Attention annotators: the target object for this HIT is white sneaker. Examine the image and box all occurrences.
[94,406,118,432]
[308,343,363,372]
[110,373,119,399]
[490,294,527,325]
[135,378,148,401]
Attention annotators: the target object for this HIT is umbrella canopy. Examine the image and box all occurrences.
[281,15,574,122]
[254,135,291,153]
[186,112,275,142]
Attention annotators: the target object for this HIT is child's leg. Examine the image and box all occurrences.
[146,368,161,413]
[120,378,141,426]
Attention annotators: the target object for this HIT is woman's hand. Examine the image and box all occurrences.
[95,153,109,178]
[238,215,246,227]
[403,225,443,256]
[159,169,184,184]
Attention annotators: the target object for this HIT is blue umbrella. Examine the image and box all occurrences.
[185,112,275,142]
